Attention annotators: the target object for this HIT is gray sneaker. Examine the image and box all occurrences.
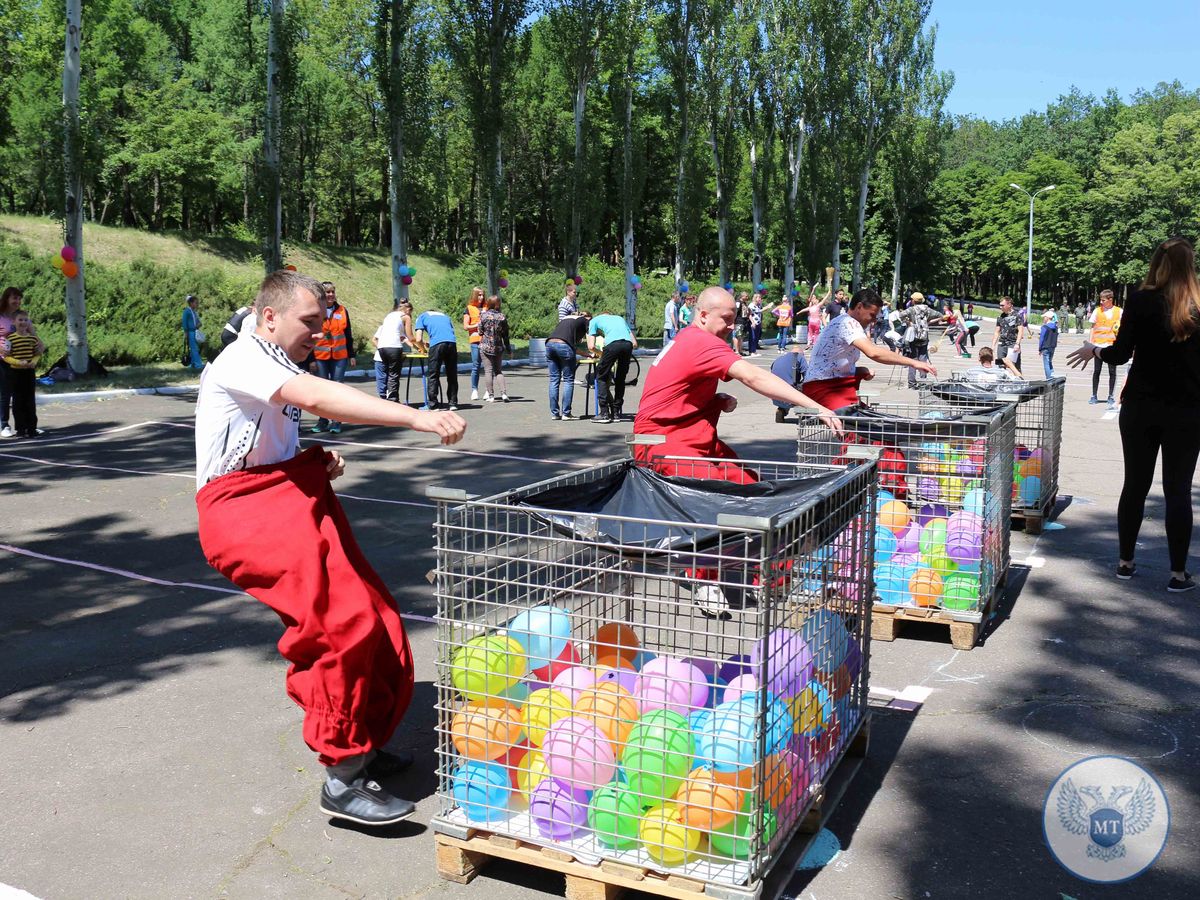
[319,776,416,827]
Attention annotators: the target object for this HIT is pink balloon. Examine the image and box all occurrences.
[722,673,759,704]
[60,245,76,262]
[635,656,708,714]
[550,665,596,704]
[573,275,582,285]
[401,275,413,285]
[541,716,616,791]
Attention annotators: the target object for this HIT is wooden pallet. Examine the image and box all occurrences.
[870,571,1004,650]
[434,718,869,900]
[1011,493,1057,535]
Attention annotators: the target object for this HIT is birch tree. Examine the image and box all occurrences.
[63,0,88,372]
[263,0,285,272]
[655,0,697,281]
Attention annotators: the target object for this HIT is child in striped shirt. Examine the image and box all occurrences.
[2,311,42,437]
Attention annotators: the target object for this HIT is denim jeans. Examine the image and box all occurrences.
[314,356,349,428]
[748,324,762,354]
[546,342,577,417]
[186,331,204,369]
[374,359,388,398]
[776,326,791,350]
[470,344,482,392]
[1041,349,1055,380]
[663,327,676,344]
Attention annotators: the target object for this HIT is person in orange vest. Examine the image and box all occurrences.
[1089,289,1123,407]
[463,287,484,401]
[772,295,794,351]
[311,281,355,434]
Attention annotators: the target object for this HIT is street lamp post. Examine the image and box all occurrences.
[1009,182,1056,325]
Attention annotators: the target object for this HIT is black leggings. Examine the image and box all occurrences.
[1093,356,1117,399]
[595,340,632,410]
[1117,399,1200,572]
[0,359,11,427]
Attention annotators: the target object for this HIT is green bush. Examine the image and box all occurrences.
[1,236,258,365]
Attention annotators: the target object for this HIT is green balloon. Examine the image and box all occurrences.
[407,265,416,276]
[622,710,693,807]
[709,808,778,859]
[588,782,642,849]
[925,552,958,579]
[942,573,980,611]
[919,520,948,558]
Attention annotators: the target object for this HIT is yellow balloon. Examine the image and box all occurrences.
[516,748,552,797]
[522,688,572,747]
[640,804,702,867]
[51,255,65,270]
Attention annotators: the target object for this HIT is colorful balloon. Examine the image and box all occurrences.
[451,700,524,761]
[709,807,778,860]
[451,633,527,700]
[574,682,640,746]
[507,606,572,672]
[452,760,511,822]
[523,688,573,747]
[62,261,79,278]
[635,656,708,715]
[588,781,642,849]
[542,715,617,791]
[675,767,744,830]
[640,804,701,866]
[60,245,76,262]
[530,778,591,840]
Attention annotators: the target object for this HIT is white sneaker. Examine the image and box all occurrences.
[484,395,494,403]
[470,389,479,401]
[0,426,13,438]
[501,394,510,403]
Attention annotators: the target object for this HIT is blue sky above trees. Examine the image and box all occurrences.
[935,0,1199,120]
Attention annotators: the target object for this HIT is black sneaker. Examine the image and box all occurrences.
[774,408,787,424]
[320,776,416,827]
[367,749,415,779]
[1116,563,1136,580]
[1167,575,1196,593]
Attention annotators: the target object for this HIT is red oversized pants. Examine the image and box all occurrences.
[632,398,759,486]
[196,446,414,766]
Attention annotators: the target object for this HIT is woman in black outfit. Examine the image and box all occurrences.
[1067,238,1200,592]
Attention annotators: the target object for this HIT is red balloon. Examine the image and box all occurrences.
[61,261,79,278]
[60,245,77,262]
[284,264,297,271]
[401,275,413,285]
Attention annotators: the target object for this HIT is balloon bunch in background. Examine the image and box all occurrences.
[398,262,417,286]
[629,274,642,291]
[51,245,79,279]
[499,269,510,289]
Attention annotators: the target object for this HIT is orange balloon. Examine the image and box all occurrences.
[763,753,792,810]
[909,569,944,607]
[675,768,745,831]
[817,665,852,701]
[711,765,754,791]
[595,655,636,672]
[574,682,640,746]
[592,622,640,663]
[61,261,79,278]
[1019,457,1043,480]
[284,264,298,271]
[450,699,523,761]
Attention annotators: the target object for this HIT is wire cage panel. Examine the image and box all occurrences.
[431,457,876,893]
[917,377,1065,515]
[797,401,1015,620]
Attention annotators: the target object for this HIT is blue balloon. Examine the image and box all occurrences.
[680,281,690,292]
[453,761,511,822]
[874,526,897,563]
[876,489,896,510]
[695,693,793,771]
[506,605,571,672]
[1019,475,1042,506]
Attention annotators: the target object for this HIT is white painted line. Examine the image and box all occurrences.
[1102,409,1119,420]
[14,420,161,446]
[0,542,437,624]
[1015,556,1046,568]
[868,684,934,704]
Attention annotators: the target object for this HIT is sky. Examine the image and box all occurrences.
[932,0,1199,121]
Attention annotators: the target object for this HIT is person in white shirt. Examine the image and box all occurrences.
[963,346,1021,384]
[194,270,465,829]
[371,300,414,402]
[803,288,937,409]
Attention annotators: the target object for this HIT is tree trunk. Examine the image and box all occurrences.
[152,173,163,230]
[263,0,285,273]
[782,124,805,304]
[63,0,88,373]
[567,65,591,278]
[484,133,502,294]
[891,237,903,304]
[749,133,762,288]
[832,218,842,289]
[852,157,870,291]
[387,0,409,305]
[622,65,636,327]
[710,123,728,287]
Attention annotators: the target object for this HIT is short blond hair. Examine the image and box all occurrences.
[255,271,324,319]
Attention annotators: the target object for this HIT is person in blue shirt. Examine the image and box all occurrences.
[182,294,204,370]
[1038,309,1059,379]
[414,308,459,410]
[586,313,637,423]
[769,350,808,423]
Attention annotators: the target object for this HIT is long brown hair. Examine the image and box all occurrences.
[1142,238,1200,342]
[0,286,23,316]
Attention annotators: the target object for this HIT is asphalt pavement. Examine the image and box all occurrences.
[1,327,1197,900]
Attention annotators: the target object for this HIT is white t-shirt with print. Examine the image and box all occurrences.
[195,333,305,489]
[806,314,867,381]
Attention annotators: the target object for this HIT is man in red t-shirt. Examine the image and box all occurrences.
[633,286,841,484]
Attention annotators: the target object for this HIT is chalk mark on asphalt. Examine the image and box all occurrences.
[1020,702,1180,760]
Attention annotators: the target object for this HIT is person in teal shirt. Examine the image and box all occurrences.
[587,313,637,423]
[678,295,695,328]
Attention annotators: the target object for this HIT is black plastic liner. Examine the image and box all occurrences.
[516,461,847,553]
[843,404,1006,443]
[924,380,1046,404]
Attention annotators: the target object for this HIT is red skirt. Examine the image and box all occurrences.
[196,446,414,766]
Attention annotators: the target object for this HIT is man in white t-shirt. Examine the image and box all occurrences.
[803,288,937,409]
[194,271,465,829]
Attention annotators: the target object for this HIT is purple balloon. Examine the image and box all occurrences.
[895,523,919,555]
[530,779,591,840]
[636,656,709,714]
[843,638,863,682]
[595,666,638,695]
[750,628,813,698]
[956,459,978,478]
[891,551,920,568]
[918,503,949,527]
[717,654,753,685]
[686,657,718,680]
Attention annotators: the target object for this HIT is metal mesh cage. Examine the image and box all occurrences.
[916,377,1065,516]
[430,456,876,893]
[797,400,1015,622]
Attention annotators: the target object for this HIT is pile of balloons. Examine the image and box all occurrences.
[567,275,583,287]
[629,274,642,291]
[875,491,985,611]
[1012,444,1050,508]
[398,262,417,286]
[51,245,79,279]
[446,606,864,868]
[499,268,510,289]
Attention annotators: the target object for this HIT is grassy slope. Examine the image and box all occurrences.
[0,213,449,338]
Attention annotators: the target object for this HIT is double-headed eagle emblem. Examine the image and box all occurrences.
[1057,777,1156,862]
